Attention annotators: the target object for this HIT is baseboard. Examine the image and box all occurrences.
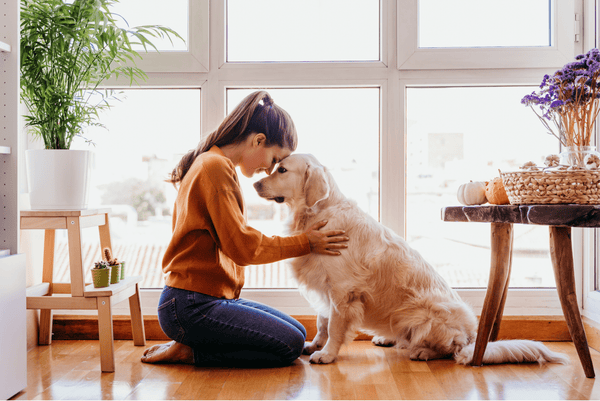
[48,314,579,344]
[583,316,600,352]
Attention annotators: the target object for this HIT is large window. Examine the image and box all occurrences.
[418,0,552,48]
[41,0,587,317]
[228,88,379,288]
[227,0,380,62]
[110,0,189,51]
[406,86,558,288]
[66,89,201,288]
[398,0,575,70]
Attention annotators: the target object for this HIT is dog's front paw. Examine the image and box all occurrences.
[303,341,320,355]
[372,336,396,347]
[309,350,337,364]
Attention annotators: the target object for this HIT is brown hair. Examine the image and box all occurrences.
[167,91,297,186]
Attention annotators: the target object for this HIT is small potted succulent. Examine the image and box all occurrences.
[103,248,121,284]
[119,259,126,280]
[91,260,110,288]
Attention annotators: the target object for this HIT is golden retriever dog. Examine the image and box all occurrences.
[253,153,568,366]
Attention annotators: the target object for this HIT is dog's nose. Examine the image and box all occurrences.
[253,181,262,191]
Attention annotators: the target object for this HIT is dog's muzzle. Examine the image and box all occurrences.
[253,181,285,203]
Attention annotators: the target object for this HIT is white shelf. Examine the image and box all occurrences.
[0,146,11,154]
[0,254,26,400]
[0,40,10,52]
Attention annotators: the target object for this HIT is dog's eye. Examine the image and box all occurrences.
[277,167,287,174]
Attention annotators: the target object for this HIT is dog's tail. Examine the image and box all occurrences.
[454,339,569,365]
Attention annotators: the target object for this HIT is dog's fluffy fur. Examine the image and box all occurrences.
[254,154,569,366]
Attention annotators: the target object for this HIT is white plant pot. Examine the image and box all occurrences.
[26,149,92,210]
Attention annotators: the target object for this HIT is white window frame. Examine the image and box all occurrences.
[132,0,209,73]
[108,0,587,317]
[398,0,576,70]
[581,0,600,325]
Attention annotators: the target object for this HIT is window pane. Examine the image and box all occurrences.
[227,0,379,62]
[109,0,189,51]
[407,87,558,288]
[228,88,380,287]
[419,0,552,48]
[65,89,201,289]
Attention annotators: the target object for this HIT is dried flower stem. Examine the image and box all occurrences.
[522,48,600,148]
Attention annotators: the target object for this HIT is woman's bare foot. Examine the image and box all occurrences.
[141,340,194,364]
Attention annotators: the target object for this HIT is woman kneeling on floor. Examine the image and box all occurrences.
[141,91,349,367]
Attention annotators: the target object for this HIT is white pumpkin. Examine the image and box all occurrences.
[457,181,487,205]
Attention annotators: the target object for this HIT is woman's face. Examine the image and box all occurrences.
[239,134,292,178]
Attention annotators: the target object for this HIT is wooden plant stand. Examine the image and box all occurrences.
[22,209,146,373]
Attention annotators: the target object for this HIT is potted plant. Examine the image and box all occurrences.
[521,48,600,168]
[103,247,120,284]
[91,260,110,288]
[20,0,183,210]
[119,259,126,280]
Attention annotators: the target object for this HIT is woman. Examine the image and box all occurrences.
[141,91,348,367]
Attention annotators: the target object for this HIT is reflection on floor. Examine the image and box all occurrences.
[13,340,600,400]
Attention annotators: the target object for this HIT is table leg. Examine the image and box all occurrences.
[129,283,146,346]
[471,222,513,366]
[66,217,85,297]
[97,296,115,373]
[549,226,595,379]
[39,229,56,345]
[489,235,513,343]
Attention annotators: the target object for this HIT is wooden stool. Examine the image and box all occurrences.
[22,209,146,373]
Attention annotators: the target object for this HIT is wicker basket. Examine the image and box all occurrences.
[500,169,600,205]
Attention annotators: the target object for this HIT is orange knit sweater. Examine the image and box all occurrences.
[162,146,310,299]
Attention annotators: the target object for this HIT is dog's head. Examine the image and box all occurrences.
[253,153,330,208]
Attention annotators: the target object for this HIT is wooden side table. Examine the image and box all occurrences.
[442,204,596,378]
[22,209,146,373]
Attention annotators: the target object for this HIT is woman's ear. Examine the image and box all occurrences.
[253,133,267,147]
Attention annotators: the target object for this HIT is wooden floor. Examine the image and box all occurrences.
[11,340,600,400]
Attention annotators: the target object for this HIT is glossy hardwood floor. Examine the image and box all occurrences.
[12,340,600,400]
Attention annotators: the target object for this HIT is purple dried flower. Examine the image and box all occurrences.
[588,60,600,74]
[523,48,600,147]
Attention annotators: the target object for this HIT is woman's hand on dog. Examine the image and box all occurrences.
[305,220,349,255]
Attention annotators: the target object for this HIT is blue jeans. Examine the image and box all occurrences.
[157,286,307,367]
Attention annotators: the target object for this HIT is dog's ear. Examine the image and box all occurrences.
[304,163,330,207]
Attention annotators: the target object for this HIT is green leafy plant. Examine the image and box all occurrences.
[20,0,183,149]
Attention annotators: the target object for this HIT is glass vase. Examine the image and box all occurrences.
[559,146,599,169]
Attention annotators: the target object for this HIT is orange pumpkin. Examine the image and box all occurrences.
[485,177,510,205]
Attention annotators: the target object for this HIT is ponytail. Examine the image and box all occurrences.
[167,91,297,187]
